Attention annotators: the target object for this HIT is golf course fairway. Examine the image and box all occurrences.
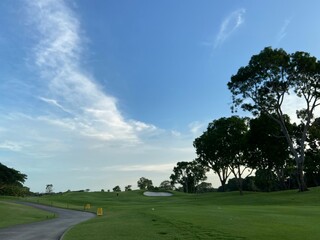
[12,188,320,239]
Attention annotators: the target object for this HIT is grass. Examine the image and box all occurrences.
[20,187,320,240]
[0,197,55,228]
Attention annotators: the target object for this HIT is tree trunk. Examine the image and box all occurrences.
[221,180,226,192]
[297,162,308,192]
[217,173,227,192]
[238,177,243,195]
[231,168,243,195]
[277,114,309,192]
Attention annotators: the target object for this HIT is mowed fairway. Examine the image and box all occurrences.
[24,188,320,240]
[0,200,55,228]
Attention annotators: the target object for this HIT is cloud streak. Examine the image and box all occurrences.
[215,8,246,48]
[0,141,26,152]
[275,19,291,45]
[27,0,155,143]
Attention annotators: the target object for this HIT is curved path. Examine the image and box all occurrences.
[0,202,95,240]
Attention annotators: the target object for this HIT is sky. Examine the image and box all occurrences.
[1,0,320,193]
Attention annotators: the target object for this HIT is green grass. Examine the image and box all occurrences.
[21,188,320,240]
[0,198,55,228]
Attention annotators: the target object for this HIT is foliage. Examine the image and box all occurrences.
[195,116,251,194]
[170,161,207,193]
[0,163,28,196]
[194,119,232,191]
[137,177,153,190]
[196,182,214,193]
[125,185,132,191]
[112,185,121,192]
[304,118,320,186]
[247,114,293,190]
[45,184,53,194]
[159,180,173,190]
[228,47,320,191]
[254,169,280,192]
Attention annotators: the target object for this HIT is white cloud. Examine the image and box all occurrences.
[188,121,207,135]
[39,97,71,114]
[275,19,291,45]
[215,8,246,48]
[0,141,26,152]
[171,130,181,137]
[27,0,155,144]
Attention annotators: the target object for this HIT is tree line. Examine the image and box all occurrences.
[171,47,320,194]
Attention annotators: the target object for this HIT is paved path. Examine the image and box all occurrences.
[0,202,95,240]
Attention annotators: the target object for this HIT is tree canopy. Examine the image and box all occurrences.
[137,177,153,190]
[228,47,320,191]
[170,161,207,193]
[194,116,252,194]
[0,163,28,196]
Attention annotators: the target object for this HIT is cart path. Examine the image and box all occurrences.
[0,202,95,240]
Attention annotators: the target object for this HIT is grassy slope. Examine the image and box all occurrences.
[24,187,320,240]
[0,198,55,228]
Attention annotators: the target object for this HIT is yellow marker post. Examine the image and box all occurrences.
[84,204,91,210]
[97,208,103,216]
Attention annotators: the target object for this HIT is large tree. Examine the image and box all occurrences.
[195,116,251,194]
[228,47,320,191]
[170,161,207,193]
[194,119,232,191]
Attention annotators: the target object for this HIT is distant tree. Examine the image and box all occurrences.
[226,178,239,191]
[170,161,208,193]
[159,180,173,190]
[101,189,105,192]
[196,182,213,193]
[125,185,132,191]
[137,177,153,190]
[228,47,320,191]
[254,169,279,192]
[85,189,90,192]
[113,185,121,192]
[46,184,53,194]
[242,176,258,191]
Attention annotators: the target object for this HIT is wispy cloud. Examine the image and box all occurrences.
[0,141,26,152]
[188,121,206,135]
[275,19,291,45]
[39,97,71,114]
[27,0,155,143]
[214,8,246,48]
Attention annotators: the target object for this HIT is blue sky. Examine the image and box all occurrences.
[1,0,320,192]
